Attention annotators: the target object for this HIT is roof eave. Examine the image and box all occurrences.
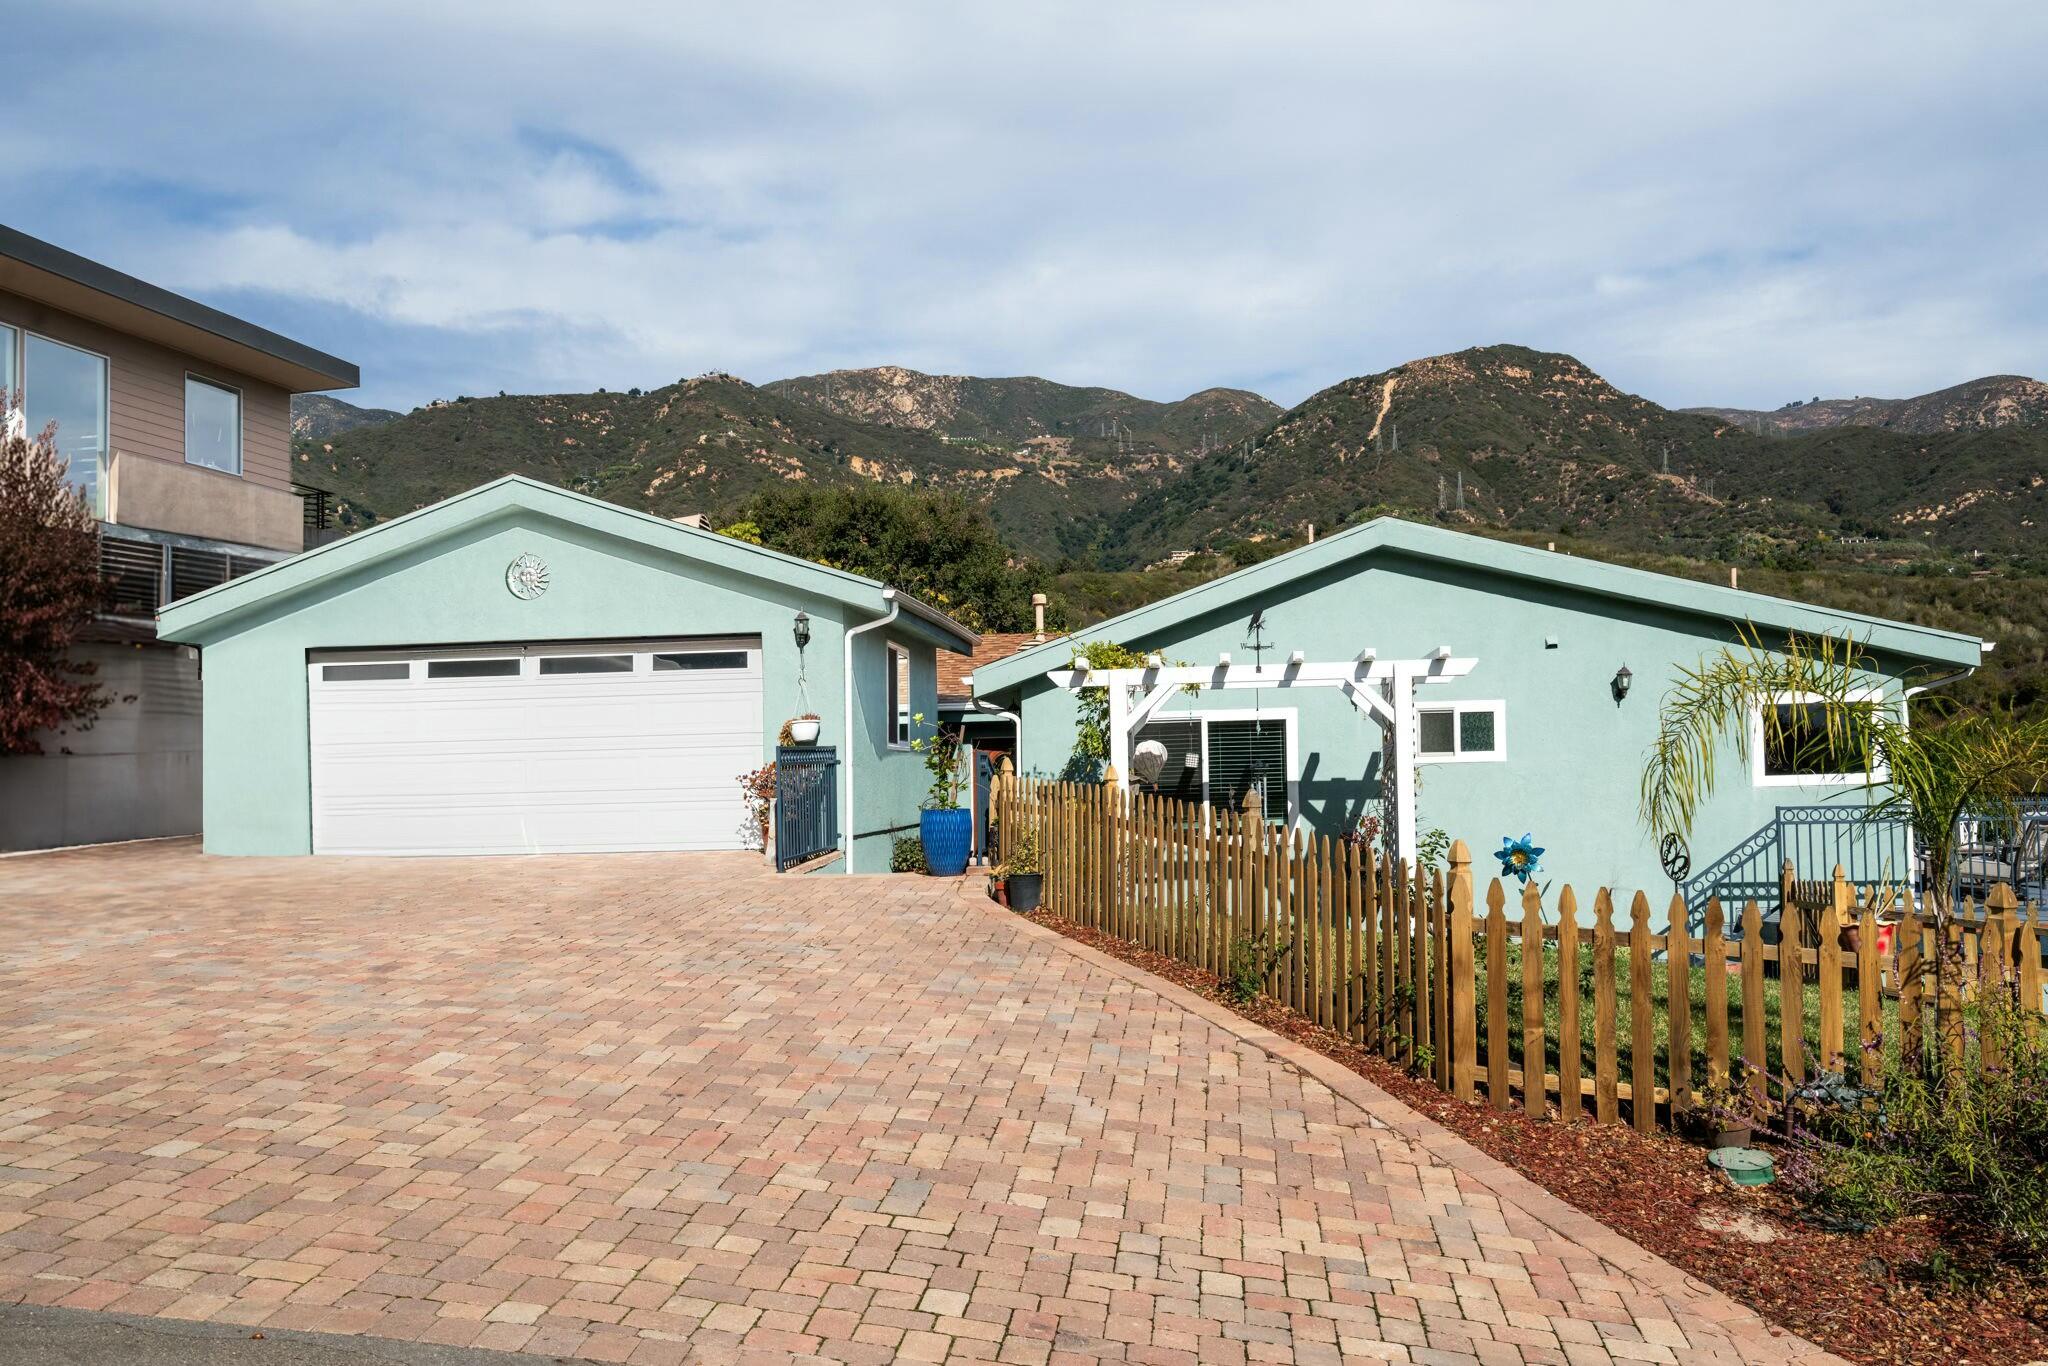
[969,516,1986,694]
[0,223,358,392]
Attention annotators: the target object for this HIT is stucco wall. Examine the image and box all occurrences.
[184,505,943,863]
[1006,550,1920,918]
[845,625,940,873]
[0,643,202,850]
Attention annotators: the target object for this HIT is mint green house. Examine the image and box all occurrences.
[155,476,975,872]
[970,519,1986,916]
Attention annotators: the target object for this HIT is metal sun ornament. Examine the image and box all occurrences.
[1496,833,1544,884]
[505,553,550,600]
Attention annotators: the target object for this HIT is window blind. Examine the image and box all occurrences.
[1132,720,1202,802]
[1207,719,1287,821]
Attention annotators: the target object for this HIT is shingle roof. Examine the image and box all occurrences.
[939,631,1059,702]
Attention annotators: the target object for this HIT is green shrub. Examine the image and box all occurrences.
[1223,936,1289,1005]
[1784,985,2048,1269]
[890,836,928,874]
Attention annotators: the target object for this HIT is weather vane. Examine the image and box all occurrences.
[1243,608,1271,674]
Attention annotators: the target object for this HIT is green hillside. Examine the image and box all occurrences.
[762,366,1278,455]
[292,373,1182,561]
[1096,344,2048,569]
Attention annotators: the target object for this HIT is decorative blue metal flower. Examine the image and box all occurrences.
[1496,833,1544,884]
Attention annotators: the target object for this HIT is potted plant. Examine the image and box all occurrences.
[909,713,973,876]
[1690,1064,1773,1150]
[1005,824,1043,912]
[780,713,822,746]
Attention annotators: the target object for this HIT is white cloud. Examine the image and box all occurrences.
[9,1,2047,410]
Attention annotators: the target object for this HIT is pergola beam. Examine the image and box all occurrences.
[1052,653,1477,865]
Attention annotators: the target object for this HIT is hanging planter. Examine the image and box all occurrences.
[787,716,821,745]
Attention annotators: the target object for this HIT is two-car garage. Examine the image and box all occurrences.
[154,475,976,868]
[307,637,762,855]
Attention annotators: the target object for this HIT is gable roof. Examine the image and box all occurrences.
[155,475,977,651]
[972,516,1985,695]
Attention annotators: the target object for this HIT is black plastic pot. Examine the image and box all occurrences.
[1007,873,1043,912]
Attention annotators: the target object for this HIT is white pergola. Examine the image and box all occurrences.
[1045,647,1477,863]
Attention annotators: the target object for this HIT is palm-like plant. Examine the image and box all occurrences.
[1642,629,2048,1073]
[1641,628,2048,922]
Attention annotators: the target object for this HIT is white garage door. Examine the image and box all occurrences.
[307,638,763,855]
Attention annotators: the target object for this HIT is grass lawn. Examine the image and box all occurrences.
[1462,939,1907,1096]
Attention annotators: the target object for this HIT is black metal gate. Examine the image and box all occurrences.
[774,746,839,871]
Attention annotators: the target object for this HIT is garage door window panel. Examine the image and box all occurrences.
[427,658,521,679]
[654,650,747,670]
[321,662,410,682]
[539,654,633,675]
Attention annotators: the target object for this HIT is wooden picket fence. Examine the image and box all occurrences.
[992,774,2048,1130]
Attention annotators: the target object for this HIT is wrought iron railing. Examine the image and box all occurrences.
[774,746,839,871]
[1685,796,2048,930]
[1682,803,1913,929]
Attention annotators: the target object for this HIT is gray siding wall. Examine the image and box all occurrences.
[0,643,201,851]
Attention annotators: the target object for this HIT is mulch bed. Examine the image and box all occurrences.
[1024,910,2048,1366]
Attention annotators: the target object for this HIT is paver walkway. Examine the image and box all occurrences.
[0,842,1835,1365]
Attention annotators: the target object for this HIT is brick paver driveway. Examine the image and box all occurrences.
[0,842,1832,1365]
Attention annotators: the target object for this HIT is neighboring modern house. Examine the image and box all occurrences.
[155,475,977,872]
[0,225,359,851]
[969,517,1988,912]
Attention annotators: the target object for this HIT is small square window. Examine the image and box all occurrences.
[1417,702,1504,763]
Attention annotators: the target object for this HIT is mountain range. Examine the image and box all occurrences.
[1684,375,2048,436]
[292,351,2048,570]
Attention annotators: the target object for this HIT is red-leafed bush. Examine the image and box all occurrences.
[0,398,108,753]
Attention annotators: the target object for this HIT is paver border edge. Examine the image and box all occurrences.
[974,889,1849,1366]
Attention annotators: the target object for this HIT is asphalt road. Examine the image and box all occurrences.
[0,1306,587,1366]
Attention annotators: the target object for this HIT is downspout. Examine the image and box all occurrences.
[969,696,1021,760]
[842,590,901,867]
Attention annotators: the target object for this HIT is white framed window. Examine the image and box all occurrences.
[185,374,243,474]
[1416,700,1505,764]
[24,332,109,515]
[887,643,911,748]
[1135,708,1299,824]
[1750,689,1892,788]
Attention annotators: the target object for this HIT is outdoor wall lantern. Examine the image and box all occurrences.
[792,610,811,652]
[1611,663,1633,702]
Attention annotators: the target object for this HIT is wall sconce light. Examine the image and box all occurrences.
[792,611,811,652]
[1611,663,1633,702]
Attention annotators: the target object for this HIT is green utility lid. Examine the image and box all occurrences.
[1708,1146,1775,1186]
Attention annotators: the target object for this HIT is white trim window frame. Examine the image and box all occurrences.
[184,372,245,476]
[1749,688,1893,789]
[1142,705,1301,827]
[1415,699,1506,765]
[886,642,912,749]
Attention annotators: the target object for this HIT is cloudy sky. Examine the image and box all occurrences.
[11,3,2046,413]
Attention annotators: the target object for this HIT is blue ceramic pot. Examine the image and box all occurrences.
[919,807,973,876]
